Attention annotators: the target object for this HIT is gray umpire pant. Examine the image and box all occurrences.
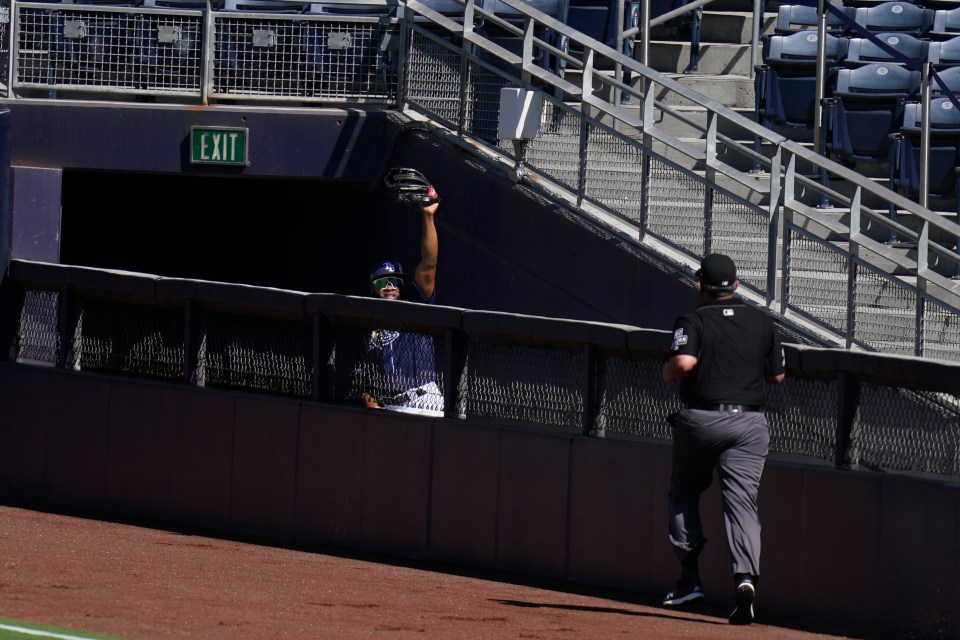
[667,408,770,581]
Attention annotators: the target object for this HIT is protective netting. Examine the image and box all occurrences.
[708,191,770,297]
[11,282,960,477]
[785,232,849,335]
[69,297,184,380]
[645,156,707,255]
[460,337,583,432]
[198,309,312,398]
[16,289,60,366]
[852,384,960,477]
[595,355,678,439]
[13,3,396,101]
[403,29,465,130]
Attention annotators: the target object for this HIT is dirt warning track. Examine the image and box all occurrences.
[0,505,877,640]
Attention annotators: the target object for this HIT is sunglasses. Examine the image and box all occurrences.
[372,276,403,290]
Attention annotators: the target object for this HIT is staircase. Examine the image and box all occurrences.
[633,1,960,280]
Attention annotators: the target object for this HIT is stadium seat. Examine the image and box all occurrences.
[928,35,960,67]
[223,0,309,11]
[754,31,848,135]
[931,6,960,39]
[773,3,852,36]
[850,1,935,37]
[932,65,960,96]
[143,0,222,6]
[887,97,960,260]
[843,32,928,67]
[564,0,642,72]
[306,0,397,15]
[821,62,921,166]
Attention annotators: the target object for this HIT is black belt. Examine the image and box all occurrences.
[689,403,761,413]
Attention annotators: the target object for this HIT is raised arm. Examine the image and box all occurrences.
[413,202,439,299]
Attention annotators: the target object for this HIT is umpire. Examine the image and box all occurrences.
[660,253,785,626]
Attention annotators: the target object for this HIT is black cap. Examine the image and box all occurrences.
[696,253,737,289]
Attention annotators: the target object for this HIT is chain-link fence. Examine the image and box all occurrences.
[6,263,960,478]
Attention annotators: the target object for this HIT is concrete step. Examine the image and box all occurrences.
[700,10,776,42]
[646,40,756,76]
[649,72,755,108]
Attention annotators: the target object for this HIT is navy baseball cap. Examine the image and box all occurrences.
[696,253,737,289]
[370,260,404,283]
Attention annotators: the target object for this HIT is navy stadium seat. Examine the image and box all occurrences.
[931,6,960,39]
[773,3,852,36]
[888,97,960,260]
[928,35,960,67]
[564,0,641,71]
[843,32,928,68]
[850,1,935,37]
[754,31,848,134]
[932,65,960,96]
[821,62,921,166]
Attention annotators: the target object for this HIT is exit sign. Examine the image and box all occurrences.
[190,127,249,166]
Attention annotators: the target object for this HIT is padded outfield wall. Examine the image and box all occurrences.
[0,358,957,640]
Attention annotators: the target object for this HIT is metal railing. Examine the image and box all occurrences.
[398,0,960,362]
[1,0,959,362]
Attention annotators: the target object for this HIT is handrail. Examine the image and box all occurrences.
[3,0,960,357]
[399,0,960,354]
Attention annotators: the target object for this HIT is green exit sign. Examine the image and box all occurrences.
[190,127,249,166]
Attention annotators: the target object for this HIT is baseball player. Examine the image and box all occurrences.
[660,253,785,625]
[357,168,443,416]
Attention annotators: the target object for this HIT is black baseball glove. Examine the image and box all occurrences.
[383,167,440,207]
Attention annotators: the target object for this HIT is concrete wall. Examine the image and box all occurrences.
[0,360,956,640]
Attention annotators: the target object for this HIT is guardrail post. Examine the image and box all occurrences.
[582,343,599,436]
[57,284,75,369]
[313,313,335,402]
[766,145,783,307]
[835,370,859,468]
[916,221,929,357]
[397,1,412,108]
[184,299,199,386]
[702,113,716,255]
[443,326,468,419]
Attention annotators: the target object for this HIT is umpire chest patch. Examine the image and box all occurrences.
[723,308,735,316]
[671,328,688,350]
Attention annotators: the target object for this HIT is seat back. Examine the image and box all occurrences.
[834,62,920,96]
[766,30,849,63]
[844,32,928,67]
[928,35,960,67]
[223,0,308,11]
[143,0,221,7]
[774,3,851,35]
[305,0,397,15]
[829,63,921,160]
[931,6,960,38]
[852,1,934,37]
[932,65,960,96]
[895,98,960,197]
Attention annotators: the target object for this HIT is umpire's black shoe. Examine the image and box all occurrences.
[728,578,755,625]
[662,578,704,606]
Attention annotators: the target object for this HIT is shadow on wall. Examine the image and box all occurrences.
[59,135,696,330]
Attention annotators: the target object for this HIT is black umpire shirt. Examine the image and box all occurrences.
[669,298,785,407]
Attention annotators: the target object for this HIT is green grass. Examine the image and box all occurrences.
[0,619,126,640]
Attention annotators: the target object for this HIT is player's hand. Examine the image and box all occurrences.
[362,393,383,409]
